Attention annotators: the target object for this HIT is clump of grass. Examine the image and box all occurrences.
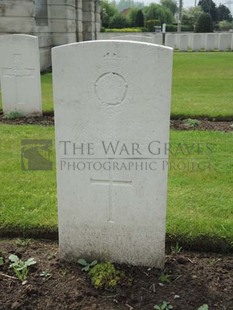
[15,239,31,247]
[184,118,200,128]
[0,256,4,266]
[88,262,126,289]
[170,242,182,255]
[159,273,170,284]
[3,111,24,120]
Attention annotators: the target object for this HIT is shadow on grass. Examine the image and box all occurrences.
[1,226,232,253]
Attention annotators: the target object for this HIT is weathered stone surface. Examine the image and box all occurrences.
[52,33,76,45]
[53,41,173,267]
[0,35,42,116]
[0,1,34,17]
[0,0,101,70]
[0,17,35,33]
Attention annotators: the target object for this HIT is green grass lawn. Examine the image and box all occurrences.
[0,125,57,233]
[172,52,233,118]
[0,125,232,247]
[0,53,233,118]
[41,73,53,113]
[168,130,233,244]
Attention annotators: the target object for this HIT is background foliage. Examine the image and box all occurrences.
[100,0,232,31]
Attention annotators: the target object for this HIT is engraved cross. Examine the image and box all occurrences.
[1,54,35,105]
[91,170,132,223]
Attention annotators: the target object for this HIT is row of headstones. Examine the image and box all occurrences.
[98,32,233,51]
[166,33,233,51]
[1,34,174,268]
[0,32,232,118]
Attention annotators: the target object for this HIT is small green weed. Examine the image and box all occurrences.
[88,262,125,289]
[154,301,173,310]
[0,256,4,266]
[15,238,31,247]
[210,258,222,265]
[78,258,98,272]
[159,273,170,284]
[184,118,200,128]
[59,269,68,277]
[170,242,182,255]
[40,271,51,278]
[3,111,24,120]
[9,254,36,282]
[197,305,208,310]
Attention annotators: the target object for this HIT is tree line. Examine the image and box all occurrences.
[100,0,233,32]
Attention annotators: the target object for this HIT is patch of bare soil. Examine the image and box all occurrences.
[0,114,233,132]
[0,114,54,126]
[170,119,233,132]
[0,239,232,310]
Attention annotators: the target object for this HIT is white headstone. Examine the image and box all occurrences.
[165,34,175,49]
[179,34,189,51]
[188,33,193,49]
[0,34,42,116]
[205,33,219,51]
[152,33,163,45]
[218,33,232,51]
[110,34,162,45]
[112,35,153,43]
[214,33,220,49]
[174,34,180,49]
[191,34,202,51]
[53,41,173,268]
[199,33,206,50]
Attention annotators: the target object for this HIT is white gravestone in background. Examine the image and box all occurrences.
[108,34,162,45]
[191,34,202,51]
[179,34,189,51]
[218,33,232,51]
[0,34,42,116]
[165,34,175,48]
[53,41,173,267]
[112,35,153,43]
[152,34,163,45]
[205,33,219,51]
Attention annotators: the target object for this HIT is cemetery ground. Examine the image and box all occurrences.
[0,126,232,309]
[0,51,233,309]
[0,238,233,310]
